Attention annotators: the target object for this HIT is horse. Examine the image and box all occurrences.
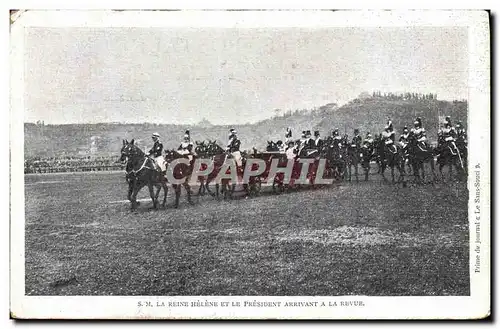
[406,134,437,184]
[120,139,168,210]
[163,149,196,208]
[266,141,281,152]
[375,139,405,183]
[360,145,374,181]
[321,137,346,181]
[346,142,362,182]
[195,141,249,200]
[435,139,466,182]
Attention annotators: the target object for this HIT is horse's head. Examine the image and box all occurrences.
[120,139,141,163]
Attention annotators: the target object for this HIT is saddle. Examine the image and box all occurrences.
[386,144,397,154]
[417,142,429,152]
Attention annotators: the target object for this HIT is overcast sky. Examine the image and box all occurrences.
[25,27,468,125]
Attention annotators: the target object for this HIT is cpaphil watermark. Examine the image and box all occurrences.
[163,157,335,185]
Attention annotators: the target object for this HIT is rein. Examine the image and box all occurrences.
[126,156,154,177]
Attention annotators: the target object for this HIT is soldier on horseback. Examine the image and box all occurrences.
[351,129,362,149]
[148,132,166,173]
[285,127,293,144]
[411,117,428,147]
[332,129,343,148]
[382,119,397,153]
[313,130,323,150]
[305,130,315,149]
[226,128,242,167]
[286,140,297,160]
[363,132,374,151]
[401,125,410,141]
[177,130,195,162]
[456,120,467,143]
[440,116,459,153]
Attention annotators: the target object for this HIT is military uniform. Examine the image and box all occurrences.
[351,131,362,149]
[285,128,293,144]
[332,130,343,148]
[411,117,427,145]
[227,129,242,167]
[363,133,374,155]
[177,130,195,161]
[313,131,323,149]
[149,133,166,172]
[286,142,297,160]
[440,117,459,153]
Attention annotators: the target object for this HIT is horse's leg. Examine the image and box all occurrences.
[162,181,168,208]
[127,180,134,202]
[148,183,157,209]
[354,162,359,183]
[215,182,220,199]
[130,181,143,210]
[184,180,194,205]
[348,162,352,182]
[391,164,395,183]
[429,157,437,182]
[420,162,425,183]
[449,160,453,181]
[380,163,388,183]
[197,177,205,196]
[364,161,369,181]
[439,162,445,182]
[173,184,181,208]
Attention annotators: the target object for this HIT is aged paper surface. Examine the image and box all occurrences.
[10,10,490,319]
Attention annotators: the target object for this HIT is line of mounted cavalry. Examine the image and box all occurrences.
[120,116,467,209]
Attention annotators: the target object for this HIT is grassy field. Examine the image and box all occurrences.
[24,171,469,296]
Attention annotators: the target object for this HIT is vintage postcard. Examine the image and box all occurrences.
[10,10,490,319]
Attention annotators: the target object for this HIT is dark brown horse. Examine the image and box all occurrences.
[120,139,168,210]
[407,134,437,184]
[163,149,195,208]
[374,139,405,183]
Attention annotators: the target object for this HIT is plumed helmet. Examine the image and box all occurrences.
[314,130,320,137]
[354,128,359,134]
[414,117,422,126]
[152,132,160,138]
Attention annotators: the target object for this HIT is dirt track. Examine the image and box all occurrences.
[25,171,469,296]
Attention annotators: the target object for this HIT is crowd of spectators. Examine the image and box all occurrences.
[24,156,125,174]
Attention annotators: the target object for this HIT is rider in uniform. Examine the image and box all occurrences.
[400,125,410,141]
[351,129,362,149]
[276,140,285,152]
[440,116,458,152]
[305,130,315,149]
[411,117,428,147]
[149,132,166,173]
[177,130,195,162]
[382,119,396,152]
[286,141,297,160]
[226,128,243,167]
[363,132,374,155]
[456,120,467,143]
[313,130,323,150]
[332,129,343,148]
[285,127,293,144]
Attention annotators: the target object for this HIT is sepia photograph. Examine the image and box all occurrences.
[10,10,490,319]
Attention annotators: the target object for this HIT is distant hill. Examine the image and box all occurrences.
[24,96,467,158]
[314,97,467,141]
